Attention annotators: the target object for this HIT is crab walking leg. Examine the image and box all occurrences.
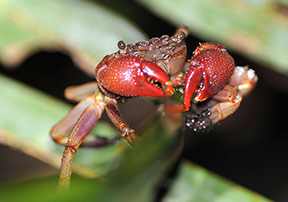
[209,66,258,124]
[64,82,99,102]
[209,85,242,124]
[50,97,96,145]
[58,101,106,191]
[228,66,258,97]
[105,100,136,145]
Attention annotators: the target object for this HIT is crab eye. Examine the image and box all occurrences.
[178,31,185,41]
[118,40,126,50]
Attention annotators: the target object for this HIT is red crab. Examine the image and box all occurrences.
[50,27,258,188]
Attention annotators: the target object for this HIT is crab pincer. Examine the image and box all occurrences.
[95,55,174,98]
[183,43,235,111]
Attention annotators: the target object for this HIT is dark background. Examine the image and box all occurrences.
[1,1,288,201]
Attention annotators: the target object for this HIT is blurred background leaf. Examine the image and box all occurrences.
[137,0,288,75]
[164,161,272,202]
[0,74,129,178]
[0,0,146,75]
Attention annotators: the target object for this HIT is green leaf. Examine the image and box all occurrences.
[0,0,146,75]
[137,0,288,75]
[0,73,125,177]
[163,161,272,202]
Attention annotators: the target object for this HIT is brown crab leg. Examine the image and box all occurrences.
[64,81,99,102]
[50,96,96,145]
[105,99,136,145]
[209,85,242,124]
[58,100,106,191]
[50,90,121,147]
[209,66,258,124]
[228,66,258,97]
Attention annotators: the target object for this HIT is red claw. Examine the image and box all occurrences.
[96,55,174,98]
[183,43,235,111]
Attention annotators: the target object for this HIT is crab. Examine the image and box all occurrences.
[50,27,258,189]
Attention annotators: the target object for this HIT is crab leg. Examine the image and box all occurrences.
[50,87,120,146]
[228,66,258,97]
[209,85,242,124]
[105,100,136,145]
[50,96,96,145]
[58,99,106,191]
[64,81,98,102]
[209,66,258,124]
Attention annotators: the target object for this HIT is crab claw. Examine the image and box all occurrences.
[96,55,174,98]
[183,43,235,111]
[183,65,202,111]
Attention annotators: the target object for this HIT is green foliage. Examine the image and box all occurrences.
[138,0,288,75]
[164,162,272,202]
[0,0,146,75]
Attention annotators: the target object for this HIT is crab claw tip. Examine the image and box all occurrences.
[164,81,174,96]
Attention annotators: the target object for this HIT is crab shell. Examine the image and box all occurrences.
[116,29,187,78]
